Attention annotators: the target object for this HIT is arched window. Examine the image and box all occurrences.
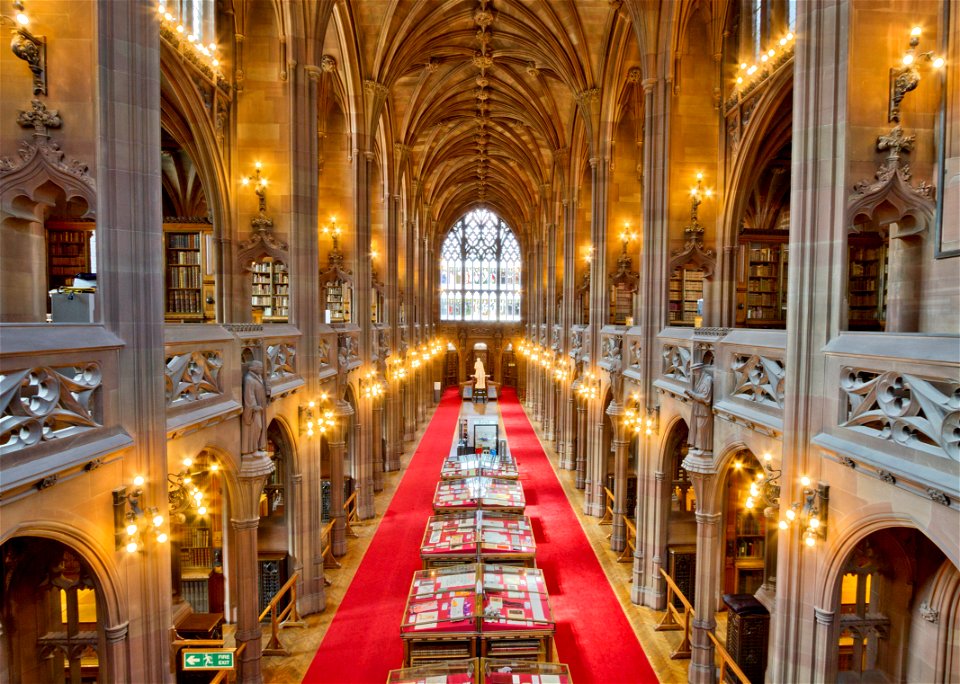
[440,209,521,322]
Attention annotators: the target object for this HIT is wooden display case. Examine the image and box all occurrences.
[847,234,887,331]
[420,512,535,569]
[164,223,215,321]
[46,220,94,291]
[441,450,519,480]
[668,266,705,326]
[433,478,525,516]
[737,235,788,328]
[400,565,555,668]
[386,659,477,684]
[251,257,289,321]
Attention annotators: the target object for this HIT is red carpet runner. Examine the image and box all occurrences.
[303,388,462,683]
[498,387,658,684]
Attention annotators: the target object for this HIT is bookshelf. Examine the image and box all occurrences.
[251,257,289,322]
[848,235,887,331]
[324,281,352,324]
[609,283,634,325]
[668,266,705,326]
[740,237,789,328]
[163,223,215,321]
[173,472,223,614]
[46,221,93,291]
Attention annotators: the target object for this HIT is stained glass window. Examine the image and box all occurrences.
[439,209,522,322]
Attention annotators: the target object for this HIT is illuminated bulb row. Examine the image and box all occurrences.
[156,2,222,72]
[735,32,795,88]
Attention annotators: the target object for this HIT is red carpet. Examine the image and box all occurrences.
[303,387,462,683]
[498,387,658,684]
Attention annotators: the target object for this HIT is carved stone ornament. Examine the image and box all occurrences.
[165,351,223,406]
[629,340,641,368]
[662,344,691,383]
[11,25,46,95]
[731,354,786,408]
[919,601,940,623]
[840,456,857,469]
[608,250,640,293]
[0,101,96,222]
[1,364,103,455]
[237,215,288,270]
[266,342,296,380]
[317,338,331,367]
[927,488,950,507]
[840,368,960,462]
[877,469,896,485]
[849,125,935,237]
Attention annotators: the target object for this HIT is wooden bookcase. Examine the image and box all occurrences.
[739,235,789,328]
[848,235,887,331]
[734,510,765,595]
[251,257,289,321]
[46,220,94,291]
[668,267,705,326]
[324,281,352,324]
[609,284,634,325]
[173,474,223,613]
[164,223,214,321]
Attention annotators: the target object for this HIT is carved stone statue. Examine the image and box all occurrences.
[474,357,487,390]
[242,361,267,455]
[685,363,714,454]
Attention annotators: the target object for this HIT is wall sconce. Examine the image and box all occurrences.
[5,1,46,95]
[241,161,269,213]
[619,223,637,254]
[553,359,569,382]
[299,399,316,437]
[889,26,946,123]
[577,370,599,401]
[361,370,385,400]
[167,456,217,521]
[322,216,343,251]
[113,477,167,553]
[778,475,829,548]
[388,356,407,382]
[743,452,781,511]
[584,245,594,264]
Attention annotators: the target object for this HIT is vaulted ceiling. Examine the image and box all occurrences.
[328,0,636,243]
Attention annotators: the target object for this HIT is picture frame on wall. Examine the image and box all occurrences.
[474,424,499,450]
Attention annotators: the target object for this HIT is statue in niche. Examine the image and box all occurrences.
[242,361,268,455]
[473,357,487,390]
[685,363,714,454]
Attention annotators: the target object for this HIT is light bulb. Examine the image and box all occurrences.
[734,461,742,470]
[156,532,168,544]
[208,43,216,52]
[763,452,772,462]
[756,471,765,481]
[779,520,788,530]
[903,54,914,66]
[800,475,811,487]
[786,32,793,40]
[745,497,754,509]
[133,475,145,487]
[184,477,192,485]
[911,26,922,37]
[739,62,747,70]
[786,509,796,521]
[176,24,184,33]
[126,523,138,536]
[750,484,759,497]
[809,516,820,529]
[164,12,173,21]
[198,506,207,515]
[779,38,787,46]
[153,514,163,527]
[211,59,220,67]
[126,541,139,553]
[804,535,816,548]
[933,57,945,68]
[761,54,769,63]
[183,457,193,467]
[210,463,219,472]
[736,77,743,84]
[187,34,196,42]
[768,49,775,57]
[15,11,28,25]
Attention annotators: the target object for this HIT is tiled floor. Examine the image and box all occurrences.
[248,398,698,683]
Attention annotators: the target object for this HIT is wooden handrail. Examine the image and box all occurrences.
[321,519,340,572]
[708,630,751,684]
[343,491,360,538]
[259,571,305,656]
[655,567,693,659]
[599,486,615,526]
[617,515,636,564]
[209,642,247,684]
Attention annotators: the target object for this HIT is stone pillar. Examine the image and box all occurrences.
[384,192,403,472]
[560,388,575,469]
[355,403,375,519]
[372,398,384,491]
[583,406,606,517]
[233,452,275,684]
[812,607,838,683]
[684,457,720,684]
[329,399,354,556]
[575,400,587,488]
[608,402,628,551]
[102,622,130,684]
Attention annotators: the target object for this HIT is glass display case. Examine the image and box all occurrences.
[482,658,571,683]
[433,478,526,515]
[386,659,477,684]
[420,512,535,569]
[441,449,519,480]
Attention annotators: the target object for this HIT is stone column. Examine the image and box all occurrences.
[329,399,354,556]
[95,2,169,678]
[102,622,130,684]
[233,452,275,684]
[812,607,838,683]
[384,192,402,472]
[684,454,720,684]
[583,406,606,517]
[608,401,628,551]
[575,399,587,488]
[560,388,575,469]
[372,398,384,492]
